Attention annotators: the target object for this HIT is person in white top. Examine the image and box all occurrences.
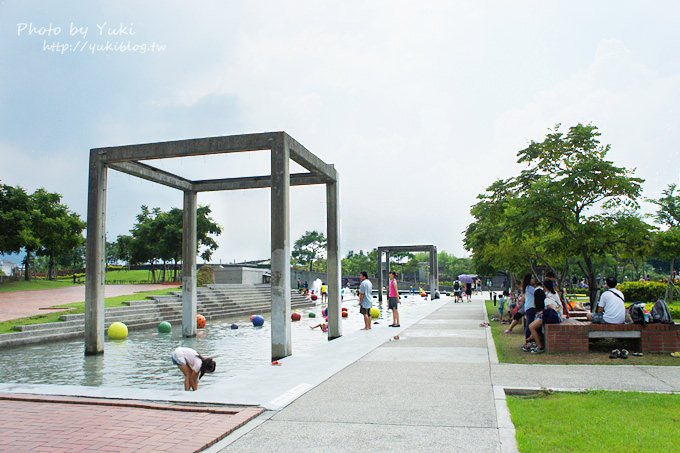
[171,347,216,391]
[587,277,625,324]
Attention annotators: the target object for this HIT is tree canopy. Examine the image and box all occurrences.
[292,230,327,272]
[464,123,648,303]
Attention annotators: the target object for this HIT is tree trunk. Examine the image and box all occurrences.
[23,250,31,281]
[581,248,599,310]
[48,251,56,280]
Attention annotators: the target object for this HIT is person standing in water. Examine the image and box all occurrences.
[171,347,216,391]
[388,271,401,327]
[359,271,373,330]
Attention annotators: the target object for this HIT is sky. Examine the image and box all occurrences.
[1,1,679,264]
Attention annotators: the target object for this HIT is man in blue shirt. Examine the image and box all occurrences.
[359,271,373,330]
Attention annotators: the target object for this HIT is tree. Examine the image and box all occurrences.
[292,230,327,272]
[649,184,680,302]
[342,249,371,276]
[0,184,39,279]
[466,124,645,304]
[127,205,222,282]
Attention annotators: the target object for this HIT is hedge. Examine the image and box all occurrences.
[619,281,668,303]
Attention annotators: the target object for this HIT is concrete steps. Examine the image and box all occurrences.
[0,284,315,349]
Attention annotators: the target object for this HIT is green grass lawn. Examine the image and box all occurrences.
[485,300,680,366]
[0,269,173,293]
[507,390,680,452]
[0,288,179,334]
[0,279,79,292]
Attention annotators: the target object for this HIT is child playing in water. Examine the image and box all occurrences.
[310,321,328,332]
[171,347,216,391]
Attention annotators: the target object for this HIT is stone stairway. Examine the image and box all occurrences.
[0,284,315,349]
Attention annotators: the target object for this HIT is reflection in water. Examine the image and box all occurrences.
[0,295,430,390]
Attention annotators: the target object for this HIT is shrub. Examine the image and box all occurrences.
[196,266,214,287]
[618,281,667,303]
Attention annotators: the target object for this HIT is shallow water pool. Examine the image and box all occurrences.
[1,294,432,390]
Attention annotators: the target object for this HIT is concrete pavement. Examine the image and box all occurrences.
[2,292,680,452]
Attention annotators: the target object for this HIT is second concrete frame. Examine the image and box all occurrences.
[85,132,340,361]
[376,245,438,301]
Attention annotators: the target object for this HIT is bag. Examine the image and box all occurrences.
[651,299,674,324]
[628,302,647,326]
[454,281,460,290]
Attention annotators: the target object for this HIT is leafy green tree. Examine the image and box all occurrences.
[342,249,371,276]
[649,184,680,302]
[0,184,40,279]
[466,124,645,304]
[292,230,327,272]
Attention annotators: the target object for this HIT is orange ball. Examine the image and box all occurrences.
[196,314,206,328]
[342,311,348,318]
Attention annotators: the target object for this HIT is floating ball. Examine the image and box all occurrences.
[291,312,302,321]
[196,314,206,328]
[322,307,328,316]
[370,307,380,318]
[342,311,348,318]
[309,312,317,318]
[342,307,348,312]
[421,292,427,297]
[158,321,172,333]
[108,322,128,339]
[231,323,239,329]
[311,294,318,301]
[250,314,256,321]
[252,315,265,326]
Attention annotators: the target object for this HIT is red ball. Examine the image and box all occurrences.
[342,311,348,318]
[311,294,318,301]
[250,314,256,321]
[291,312,302,321]
[421,292,427,297]
[342,307,348,312]
[196,314,206,328]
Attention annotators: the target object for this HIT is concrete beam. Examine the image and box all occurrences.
[84,152,107,355]
[271,135,292,360]
[192,173,328,192]
[97,132,278,163]
[108,161,193,191]
[326,179,342,340]
[287,133,337,182]
[377,250,383,302]
[182,191,198,337]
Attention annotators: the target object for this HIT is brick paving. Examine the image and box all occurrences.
[0,394,263,452]
[0,284,180,322]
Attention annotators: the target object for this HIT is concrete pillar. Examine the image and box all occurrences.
[271,136,292,360]
[434,246,439,294]
[429,249,436,299]
[326,178,342,340]
[377,249,383,302]
[182,191,198,337]
[386,251,391,286]
[85,150,107,355]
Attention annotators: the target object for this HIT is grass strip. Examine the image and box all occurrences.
[507,390,680,453]
[485,300,680,366]
[0,288,179,334]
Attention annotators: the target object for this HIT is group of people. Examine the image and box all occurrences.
[452,280,472,303]
[358,270,401,330]
[499,273,627,354]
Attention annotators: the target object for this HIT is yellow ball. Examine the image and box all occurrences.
[370,307,380,318]
[108,322,128,339]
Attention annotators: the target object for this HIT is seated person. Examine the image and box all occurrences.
[586,276,625,324]
[527,279,562,353]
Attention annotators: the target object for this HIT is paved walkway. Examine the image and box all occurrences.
[0,284,180,321]
[1,293,679,452]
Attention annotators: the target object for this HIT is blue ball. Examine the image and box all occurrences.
[252,315,265,327]
[231,323,239,329]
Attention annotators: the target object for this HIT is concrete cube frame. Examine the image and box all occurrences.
[85,132,341,360]
[376,245,438,301]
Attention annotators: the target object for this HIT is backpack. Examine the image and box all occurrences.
[454,281,460,290]
[651,299,674,324]
[628,302,647,326]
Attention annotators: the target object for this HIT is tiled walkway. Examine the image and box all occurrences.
[0,394,262,452]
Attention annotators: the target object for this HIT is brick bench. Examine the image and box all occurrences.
[544,322,680,353]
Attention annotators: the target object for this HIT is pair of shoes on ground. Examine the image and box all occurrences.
[479,322,490,327]
[389,324,400,327]
[530,346,545,354]
[522,342,537,352]
[670,352,680,358]
[610,349,629,359]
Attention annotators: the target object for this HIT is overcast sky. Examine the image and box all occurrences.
[1,1,679,264]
